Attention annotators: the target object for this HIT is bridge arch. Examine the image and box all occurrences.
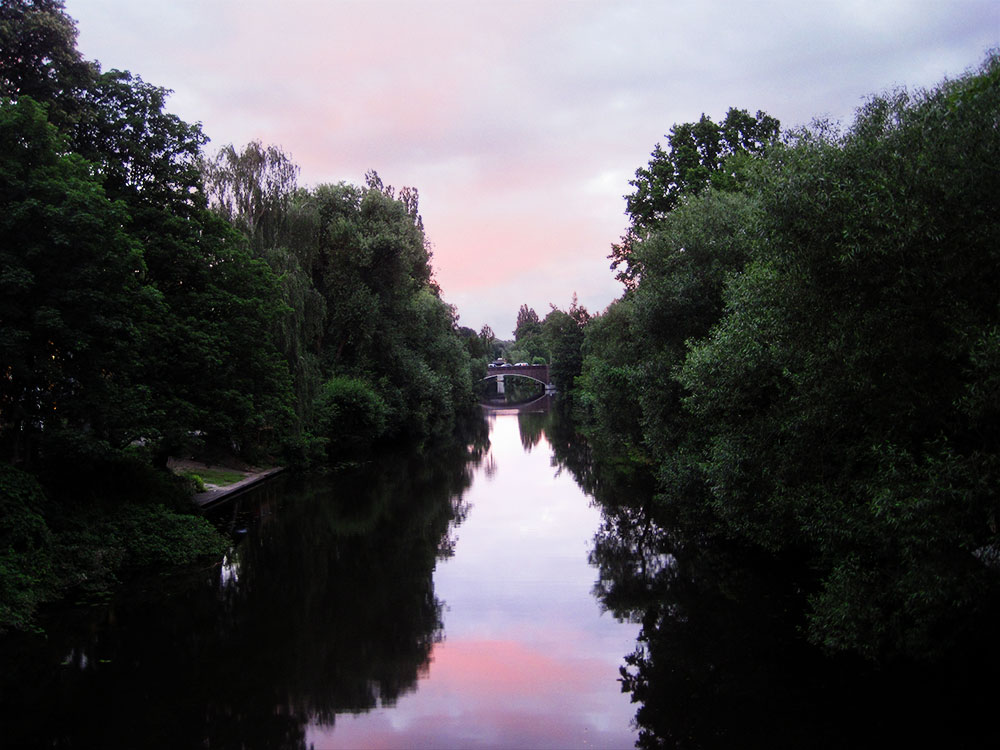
[481,364,555,396]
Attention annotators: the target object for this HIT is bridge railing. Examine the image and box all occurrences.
[484,364,551,386]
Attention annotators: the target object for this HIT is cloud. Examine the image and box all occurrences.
[67,0,999,329]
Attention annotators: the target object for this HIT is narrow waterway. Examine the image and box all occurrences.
[309,410,639,748]
[0,408,639,749]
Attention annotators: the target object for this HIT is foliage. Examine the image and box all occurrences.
[100,503,229,568]
[580,53,1000,660]
[514,304,541,340]
[0,1,479,632]
[679,56,1000,657]
[541,296,589,395]
[0,463,55,631]
[181,468,245,488]
[184,473,207,492]
[314,375,389,457]
[576,297,646,460]
[0,0,96,129]
[0,458,228,632]
[611,107,779,289]
[0,96,149,461]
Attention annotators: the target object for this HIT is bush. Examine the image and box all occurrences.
[314,375,389,457]
[0,464,56,631]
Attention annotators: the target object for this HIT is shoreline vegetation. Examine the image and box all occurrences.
[491,51,1000,673]
[1,1,487,633]
[558,53,1000,666]
[2,0,999,682]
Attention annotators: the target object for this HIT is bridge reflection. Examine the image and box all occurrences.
[480,394,554,414]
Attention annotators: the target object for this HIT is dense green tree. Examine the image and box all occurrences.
[578,188,760,508]
[679,57,1000,657]
[301,175,475,450]
[71,69,205,206]
[477,324,499,359]
[514,304,541,340]
[0,462,55,628]
[579,53,1000,661]
[0,0,478,634]
[541,295,590,395]
[0,0,95,129]
[576,298,646,460]
[0,96,149,461]
[202,142,326,445]
[611,108,779,289]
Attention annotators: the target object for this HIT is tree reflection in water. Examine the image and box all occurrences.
[0,421,488,750]
[545,407,1000,749]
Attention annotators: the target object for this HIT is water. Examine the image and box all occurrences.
[0,409,639,749]
[308,412,639,748]
[5,407,1000,748]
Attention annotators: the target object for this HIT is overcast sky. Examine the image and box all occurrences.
[64,0,998,335]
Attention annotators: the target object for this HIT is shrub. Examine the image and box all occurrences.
[0,464,56,632]
[314,375,389,457]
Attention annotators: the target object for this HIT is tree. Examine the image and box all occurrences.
[577,297,646,458]
[303,175,475,449]
[514,304,541,340]
[71,68,206,206]
[542,295,590,395]
[202,140,300,253]
[0,96,149,461]
[201,142,326,441]
[611,108,779,289]
[678,54,1000,658]
[479,324,495,347]
[0,0,96,129]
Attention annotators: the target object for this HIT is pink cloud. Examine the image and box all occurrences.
[67,0,999,332]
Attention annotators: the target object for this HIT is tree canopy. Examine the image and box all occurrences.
[610,107,780,289]
[0,0,480,631]
[577,53,1000,661]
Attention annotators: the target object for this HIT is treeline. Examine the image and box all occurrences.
[562,54,1000,661]
[0,1,476,629]
[463,300,591,375]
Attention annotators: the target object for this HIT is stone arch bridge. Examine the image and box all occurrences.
[482,363,555,395]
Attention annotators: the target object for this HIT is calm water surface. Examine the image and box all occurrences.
[5,408,1000,748]
[0,409,639,749]
[310,411,639,748]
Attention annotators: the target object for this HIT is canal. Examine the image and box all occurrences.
[0,407,639,748]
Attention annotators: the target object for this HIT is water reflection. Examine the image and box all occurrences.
[307,408,639,748]
[546,407,1000,749]
[0,427,487,749]
[0,412,648,749]
[14,401,998,748]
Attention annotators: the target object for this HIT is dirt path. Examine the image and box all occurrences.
[167,458,286,508]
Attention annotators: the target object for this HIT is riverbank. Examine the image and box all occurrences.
[167,458,286,508]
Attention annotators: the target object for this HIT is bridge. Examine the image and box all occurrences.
[483,363,555,395]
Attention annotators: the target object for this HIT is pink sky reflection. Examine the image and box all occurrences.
[305,415,639,749]
[308,640,635,750]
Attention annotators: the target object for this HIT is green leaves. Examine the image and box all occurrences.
[582,53,1000,660]
[0,97,148,457]
[612,108,780,288]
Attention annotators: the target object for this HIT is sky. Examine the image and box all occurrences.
[64,0,999,336]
